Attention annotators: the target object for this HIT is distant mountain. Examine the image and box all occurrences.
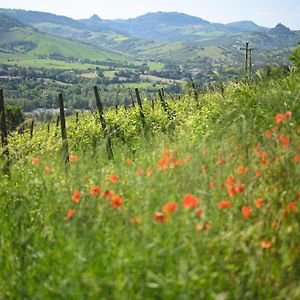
[226,21,268,32]
[0,13,24,31]
[269,23,295,35]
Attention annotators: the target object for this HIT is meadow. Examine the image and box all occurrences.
[0,71,300,299]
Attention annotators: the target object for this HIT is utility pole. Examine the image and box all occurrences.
[240,42,254,78]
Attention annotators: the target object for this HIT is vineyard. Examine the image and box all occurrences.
[1,70,300,299]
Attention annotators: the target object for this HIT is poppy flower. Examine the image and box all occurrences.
[236,166,244,174]
[135,169,144,175]
[146,168,153,176]
[69,155,78,162]
[261,241,272,249]
[72,190,81,203]
[288,202,297,213]
[32,157,41,165]
[228,186,236,198]
[102,189,115,199]
[66,209,75,219]
[255,198,264,208]
[279,134,289,148]
[293,155,300,163]
[265,130,272,139]
[256,170,262,177]
[210,181,217,188]
[242,206,252,218]
[130,217,140,224]
[226,176,235,187]
[285,111,292,119]
[275,113,285,125]
[218,201,231,209]
[89,186,101,196]
[111,196,122,208]
[108,175,118,184]
[154,212,168,223]
[272,221,278,228]
[44,166,52,174]
[162,202,177,215]
[195,208,203,217]
[182,194,199,208]
[234,184,245,194]
[127,159,133,165]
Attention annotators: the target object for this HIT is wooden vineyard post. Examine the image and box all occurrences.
[188,74,199,108]
[30,119,34,139]
[75,112,79,124]
[55,115,60,137]
[0,89,10,175]
[93,86,113,160]
[158,89,174,122]
[58,93,69,164]
[129,89,135,107]
[135,88,146,132]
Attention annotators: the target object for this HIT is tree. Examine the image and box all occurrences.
[5,105,25,132]
[290,45,300,69]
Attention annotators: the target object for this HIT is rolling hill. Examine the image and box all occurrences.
[0,13,127,69]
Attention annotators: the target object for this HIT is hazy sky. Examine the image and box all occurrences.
[1,0,300,29]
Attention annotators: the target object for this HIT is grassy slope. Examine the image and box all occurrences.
[0,27,126,68]
[1,73,300,299]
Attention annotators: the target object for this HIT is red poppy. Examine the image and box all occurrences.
[146,168,153,176]
[242,206,252,218]
[218,201,231,209]
[265,130,272,139]
[226,176,235,187]
[182,194,199,208]
[135,169,144,175]
[236,166,244,174]
[285,111,292,119]
[162,202,177,214]
[111,196,122,208]
[108,175,119,184]
[228,186,236,198]
[130,217,140,224]
[154,212,168,223]
[261,241,272,249]
[32,157,41,165]
[195,208,203,217]
[72,190,81,203]
[127,159,133,165]
[288,202,297,213]
[279,134,289,148]
[69,155,78,162]
[293,155,300,163]
[275,113,285,125]
[256,170,262,177]
[255,198,264,208]
[44,166,52,174]
[210,181,217,188]
[234,184,245,194]
[102,189,115,199]
[66,209,75,219]
[89,186,101,196]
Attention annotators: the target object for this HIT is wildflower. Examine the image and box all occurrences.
[32,157,41,165]
[256,170,262,177]
[210,181,217,188]
[195,208,203,217]
[218,201,231,209]
[108,175,118,184]
[204,223,211,230]
[130,217,140,224]
[102,189,115,199]
[228,186,236,198]
[201,165,207,174]
[265,130,272,139]
[162,202,177,215]
[111,196,122,208]
[279,134,289,148]
[217,157,226,166]
[69,155,78,162]
[288,202,297,213]
[135,169,144,175]
[182,194,199,208]
[154,212,167,223]
[261,159,268,166]
[146,168,153,176]
[44,166,52,174]
[66,209,75,219]
[127,159,133,165]
[285,111,292,119]
[272,220,278,228]
[275,113,285,125]
[242,206,252,218]
[72,190,81,203]
[261,241,272,249]
[293,155,300,163]
[255,198,264,208]
[226,176,236,187]
[234,184,245,194]
[89,186,101,196]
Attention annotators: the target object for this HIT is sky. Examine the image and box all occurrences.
[1,0,300,29]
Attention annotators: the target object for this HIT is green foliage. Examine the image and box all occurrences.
[290,44,300,69]
[5,104,25,132]
[1,72,300,299]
